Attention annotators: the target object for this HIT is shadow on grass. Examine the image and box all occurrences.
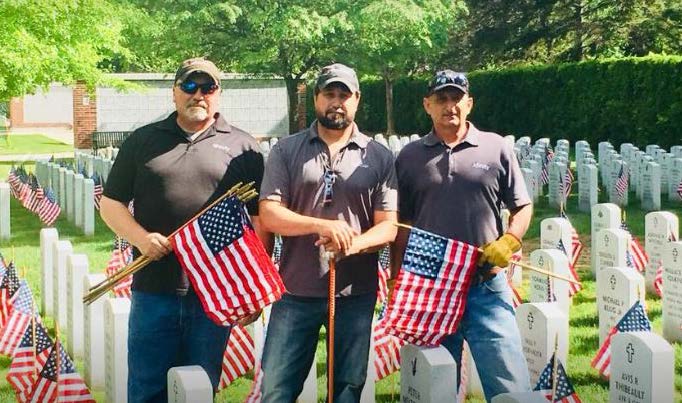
[570,314,599,328]
[571,333,600,355]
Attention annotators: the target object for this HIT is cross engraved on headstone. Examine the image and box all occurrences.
[548,224,553,231]
[604,234,610,246]
[527,312,534,330]
[173,379,179,401]
[411,357,417,376]
[599,211,604,218]
[673,248,679,263]
[654,216,659,226]
[610,275,617,290]
[626,342,635,363]
[538,256,544,267]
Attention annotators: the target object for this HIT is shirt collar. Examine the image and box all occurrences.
[307,120,370,149]
[422,122,480,147]
[159,112,231,139]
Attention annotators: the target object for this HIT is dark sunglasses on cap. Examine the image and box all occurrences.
[178,80,219,95]
[427,70,469,94]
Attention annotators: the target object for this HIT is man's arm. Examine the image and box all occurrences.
[506,203,533,241]
[251,215,273,256]
[339,210,397,256]
[259,200,358,252]
[99,196,171,260]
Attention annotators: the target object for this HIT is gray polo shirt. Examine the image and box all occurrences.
[396,123,531,247]
[260,122,398,297]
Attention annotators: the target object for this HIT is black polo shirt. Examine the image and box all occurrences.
[104,112,264,295]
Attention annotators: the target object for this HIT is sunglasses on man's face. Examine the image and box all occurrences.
[178,80,219,95]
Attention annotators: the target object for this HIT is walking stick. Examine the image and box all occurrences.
[327,253,336,403]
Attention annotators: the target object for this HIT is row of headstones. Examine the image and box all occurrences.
[74,151,115,184]
[34,160,96,235]
[0,182,10,239]
[515,137,573,209]
[39,228,129,402]
[94,146,120,162]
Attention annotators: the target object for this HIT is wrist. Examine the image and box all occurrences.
[501,232,522,252]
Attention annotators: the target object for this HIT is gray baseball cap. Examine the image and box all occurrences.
[316,63,360,93]
[174,57,221,85]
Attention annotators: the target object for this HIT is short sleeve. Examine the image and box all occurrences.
[259,143,290,205]
[372,149,398,211]
[103,134,137,203]
[395,151,415,222]
[500,143,532,209]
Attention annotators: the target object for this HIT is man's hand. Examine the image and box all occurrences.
[315,219,359,252]
[136,232,172,261]
[237,310,262,326]
[477,233,521,268]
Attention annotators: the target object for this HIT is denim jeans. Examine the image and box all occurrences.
[260,292,376,403]
[440,271,531,402]
[128,290,231,403]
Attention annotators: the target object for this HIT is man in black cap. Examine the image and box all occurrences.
[258,63,398,402]
[394,70,533,402]
[100,57,267,402]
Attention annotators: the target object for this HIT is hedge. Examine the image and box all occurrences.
[306,55,682,148]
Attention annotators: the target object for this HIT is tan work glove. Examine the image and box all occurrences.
[477,233,522,268]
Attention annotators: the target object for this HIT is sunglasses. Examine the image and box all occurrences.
[428,71,469,92]
[178,80,219,95]
[322,168,337,206]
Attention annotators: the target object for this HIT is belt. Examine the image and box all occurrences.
[471,266,504,285]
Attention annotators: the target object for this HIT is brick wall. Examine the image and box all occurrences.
[73,82,96,149]
[8,98,23,126]
[296,82,307,131]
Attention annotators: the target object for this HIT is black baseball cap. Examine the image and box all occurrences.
[316,63,360,94]
[427,70,469,95]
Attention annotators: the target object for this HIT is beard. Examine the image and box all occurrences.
[183,104,209,122]
[317,109,352,130]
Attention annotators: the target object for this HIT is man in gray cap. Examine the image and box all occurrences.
[100,57,268,402]
[258,63,398,402]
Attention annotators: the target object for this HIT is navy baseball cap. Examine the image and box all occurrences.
[427,70,469,95]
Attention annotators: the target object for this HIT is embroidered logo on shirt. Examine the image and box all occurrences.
[212,144,231,153]
[472,162,490,171]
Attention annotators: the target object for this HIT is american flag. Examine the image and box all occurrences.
[591,300,651,377]
[384,227,479,346]
[0,262,21,327]
[677,178,682,199]
[561,167,573,200]
[540,147,555,185]
[92,173,103,211]
[7,321,53,400]
[0,280,34,355]
[556,239,582,297]
[217,325,255,390]
[373,318,406,380]
[104,237,133,298]
[21,175,36,211]
[377,246,391,305]
[620,221,648,272]
[559,211,584,269]
[7,167,22,197]
[169,196,285,325]
[507,253,522,308]
[533,353,582,402]
[26,340,94,403]
[37,188,61,226]
[614,165,629,199]
[653,229,677,297]
[244,359,263,403]
[28,178,45,215]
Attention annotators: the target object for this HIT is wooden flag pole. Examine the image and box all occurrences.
[551,333,559,401]
[393,223,581,285]
[327,254,336,403]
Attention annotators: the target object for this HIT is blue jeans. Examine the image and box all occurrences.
[441,271,531,402]
[260,292,376,403]
[128,291,231,403]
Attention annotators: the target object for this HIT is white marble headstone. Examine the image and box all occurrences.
[0,182,9,240]
[53,240,73,326]
[65,170,75,222]
[400,344,457,402]
[597,266,645,345]
[74,174,84,228]
[641,162,661,211]
[83,178,94,236]
[578,164,598,213]
[66,253,88,358]
[105,298,131,403]
[529,250,571,316]
[491,392,549,403]
[167,366,212,403]
[644,212,678,292]
[662,241,682,342]
[84,273,107,389]
[591,204,622,275]
[40,228,59,316]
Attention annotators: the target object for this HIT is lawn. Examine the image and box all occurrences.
[0,134,72,156]
[0,167,680,402]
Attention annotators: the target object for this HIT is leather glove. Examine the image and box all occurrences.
[477,233,522,268]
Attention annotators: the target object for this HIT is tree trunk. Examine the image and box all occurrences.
[384,74,395,135]
[284,77,302,134]
[572,1,584,61]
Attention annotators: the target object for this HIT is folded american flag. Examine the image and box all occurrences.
[534,352,582,402]
[169,195,285,325]
[591,300,651,377]
[7,320,53,401]
[384,227,479,346]
[218,325,255,390]
[27,340,94,403]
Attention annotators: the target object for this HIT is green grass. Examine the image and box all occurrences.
[0,167,680,402]
[0,134,72,156]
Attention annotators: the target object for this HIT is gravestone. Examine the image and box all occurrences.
[491,392,549,403]
[671,145,682,158]
[609,331,674,403]
[65,170,75,222]
[645,144,660,156]
[66,254,88,358]
[53,240,73,327]
[594,228,630,278]
[40,228,59,316]
[400,344,457,402]
[597,267,645,345]
[644,212,678,293]
[578,164,598,212]
[668,158,682,202]
[74,174,84,228]
[58,167,66,207]
[521,168,538,203]
[515,303,568,386]
[641,162,661,211]
[105,298,131,403]
[608,160,628,206]
[548,162,567,208]
[83,178,95,235]
[540,218,574,261]
[662,241,682,342]
[84,273,107,389]
[529,250,571,316]
[167,366,212,403]
[0,182,9,239]
[591,204,622,275]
